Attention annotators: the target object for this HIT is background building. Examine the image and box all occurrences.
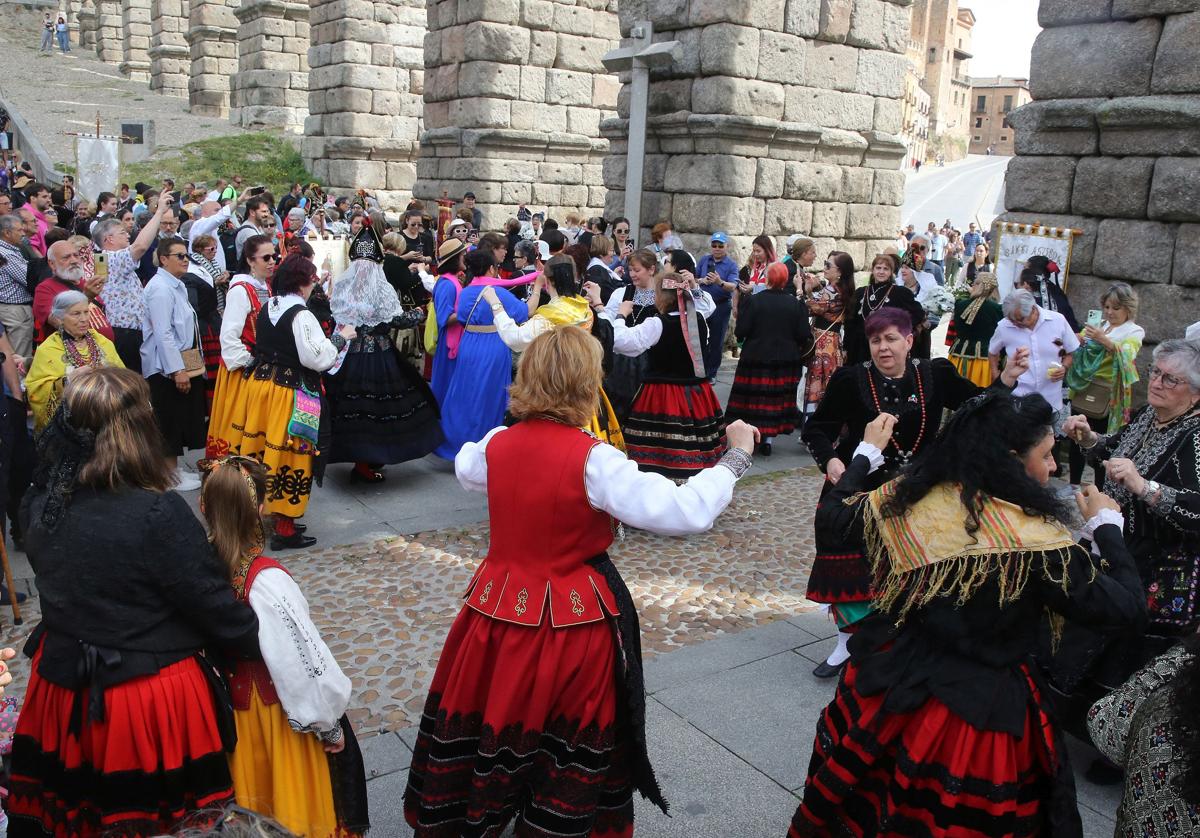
[902,65,931,168]
[969,77,1030,156]
[906,0,975,164]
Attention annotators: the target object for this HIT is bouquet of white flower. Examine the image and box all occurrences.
[923,284,957,316]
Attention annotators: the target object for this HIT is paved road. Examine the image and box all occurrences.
[902,154,1010,232]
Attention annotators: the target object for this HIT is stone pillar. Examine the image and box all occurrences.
[1000,1,1200,347]
[229,0,310,131]
[149,0,190,97]
[600,0,909,263]
[186,0,240,117]
[68,0,84,44]
[303,0,426,208]
[412,0,621,227]
[77,0,98,50]
[95,0,124,63]
[120,0,153,80]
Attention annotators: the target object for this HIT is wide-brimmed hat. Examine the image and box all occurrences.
[437,238,467,271]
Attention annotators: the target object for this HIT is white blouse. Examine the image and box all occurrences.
[218,275,269,370]
[248,567,352,738]
[457,426,740,535]
[267,295,345,372]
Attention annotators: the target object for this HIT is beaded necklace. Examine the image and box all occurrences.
[61,330,104,370]
[866,362,927,466]
[861,282,893,319]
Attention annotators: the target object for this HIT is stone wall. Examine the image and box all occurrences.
[149,0,190,98]
[187,0,240,117]
[95,0,123,64]
[120,0,153,81]
[229,0,310,130]
[411,0,621,226]
[1001,1,1200,347]
[302,0,426,206]
[77,0,98,50]
[601,0,909,262]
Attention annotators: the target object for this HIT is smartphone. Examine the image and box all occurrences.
[249,185,266,196]
[1087,309,1103,327]
[93,250,108,280]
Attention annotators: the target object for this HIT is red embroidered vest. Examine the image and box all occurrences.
[227,281,264,365]
[228,555,287,710]
[463,419,619,627]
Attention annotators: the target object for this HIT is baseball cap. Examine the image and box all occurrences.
[710,232,728,244]
[463,191,476,199]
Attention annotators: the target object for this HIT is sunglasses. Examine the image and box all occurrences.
[910,245,927,252]
[824,260,834,268]
[257,253,280,262]
[164,251,189,260]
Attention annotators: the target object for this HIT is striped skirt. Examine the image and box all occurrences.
[623,380,726,481]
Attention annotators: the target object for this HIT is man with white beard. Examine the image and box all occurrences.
[33,241,109,344]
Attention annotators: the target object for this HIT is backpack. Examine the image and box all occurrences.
[218,226,239,271]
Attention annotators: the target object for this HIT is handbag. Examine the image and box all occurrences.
[180,312,206,378]
[287,385,322,447]
[1072,378,1112,420]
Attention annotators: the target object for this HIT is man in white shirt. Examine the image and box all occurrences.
[988,289,1080,424]
[928,226,948,268]
[188,201,233,272]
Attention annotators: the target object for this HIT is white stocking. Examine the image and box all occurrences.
[825,630,852,666]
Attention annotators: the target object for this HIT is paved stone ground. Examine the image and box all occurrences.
[0,7,245,167]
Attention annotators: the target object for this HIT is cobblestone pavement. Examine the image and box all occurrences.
[0,466,824,737]
[0,8,246,166]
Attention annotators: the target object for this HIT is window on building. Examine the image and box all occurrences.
[1003,94,1013,112]
[976,95,986,111]
[929,47,936,62]
[1002,116,1011,128]
[975,117,983,128]
[1000,135,1008,142]
[974,135,982,142]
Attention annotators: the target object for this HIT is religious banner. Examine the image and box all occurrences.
[306,233,350,287]
[990,221,1079,299]
[74,136,120,202]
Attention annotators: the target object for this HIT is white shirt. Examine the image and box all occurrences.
[248,567,351,737]
[988,306,1081,410]
[267,294,344,372]
[188,204,233,272]
[896,269,937,308]
[929,233,948,260]
[218,274,268,369]
[602,286,716,321]
[457,426,740,535]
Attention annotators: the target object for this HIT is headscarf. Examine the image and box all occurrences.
[960,272,999,326]
[662,274,705,379]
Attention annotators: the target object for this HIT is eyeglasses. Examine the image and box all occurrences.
[711,243,726,248]
[824,260,834,268]
[909,245,927,252]
[257,253,280,263]
[164,251,188,260]
[615,228,629,235]
[1148,367,1187,389]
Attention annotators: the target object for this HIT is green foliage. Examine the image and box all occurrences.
[121,132,312,196]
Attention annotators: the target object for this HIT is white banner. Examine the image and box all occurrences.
[74,136,120,203]
[991,222,1077,300]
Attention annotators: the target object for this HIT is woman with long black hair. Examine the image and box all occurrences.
[801,251,854,413]
[841,253,925,366]
[789,393,1146,837]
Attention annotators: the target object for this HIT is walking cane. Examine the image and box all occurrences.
[0,536,22,625]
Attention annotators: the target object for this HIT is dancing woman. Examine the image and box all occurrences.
[405,326,761,837]
[802,308,1029,677]
[789,394,1146,837]
[842,253,925,366]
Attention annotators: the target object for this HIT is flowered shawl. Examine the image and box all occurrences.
[1066,327,1142,434]
[26,330,124,435]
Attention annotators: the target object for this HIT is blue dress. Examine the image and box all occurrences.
[434,285,529,459]
[430,275,461,407]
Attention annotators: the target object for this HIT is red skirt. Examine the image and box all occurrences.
[623,381,726,481]
[6,651,235,838]
[789,662,1057,837]
[404,607,634,838]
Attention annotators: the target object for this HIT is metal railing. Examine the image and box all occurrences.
[0,90,66,186]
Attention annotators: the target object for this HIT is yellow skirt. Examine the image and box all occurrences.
[590,388,625,451]
[229,683,344,838]
[228,374,317,518]
[950,354,994,388]
[207,365,248,458]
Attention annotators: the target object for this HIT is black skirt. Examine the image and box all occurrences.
[147,373,208,455]
[324,334,444,465]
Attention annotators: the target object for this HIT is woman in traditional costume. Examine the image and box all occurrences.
[429,239,468,406]
[405,326,761,837]
[948,270,1003,387]
[482,253,628,449]
[596,270,726,480]
[325,224,443,483]
[199,456,368,838]
[206,234,276,459]
[26,290,123,435]
[9,367,260,836]
[601,248,661,423]
[434,250,530,460]
[800,251,853,414]
[842,253,925,366]
[725,262,813,456]
[789,393,1146,838]
[219,253,354,551]
[802,308,1029,677]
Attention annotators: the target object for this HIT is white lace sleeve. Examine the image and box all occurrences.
[248,568,351,739]
[584,443,737,535]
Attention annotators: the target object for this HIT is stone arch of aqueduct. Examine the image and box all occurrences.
[70,0,910,257]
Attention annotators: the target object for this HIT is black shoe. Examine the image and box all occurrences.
[270,533,317,551]
[293,521,307,534]
[758,441,773,457]
[1085,757,1124,786]
[812,659,846,679]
